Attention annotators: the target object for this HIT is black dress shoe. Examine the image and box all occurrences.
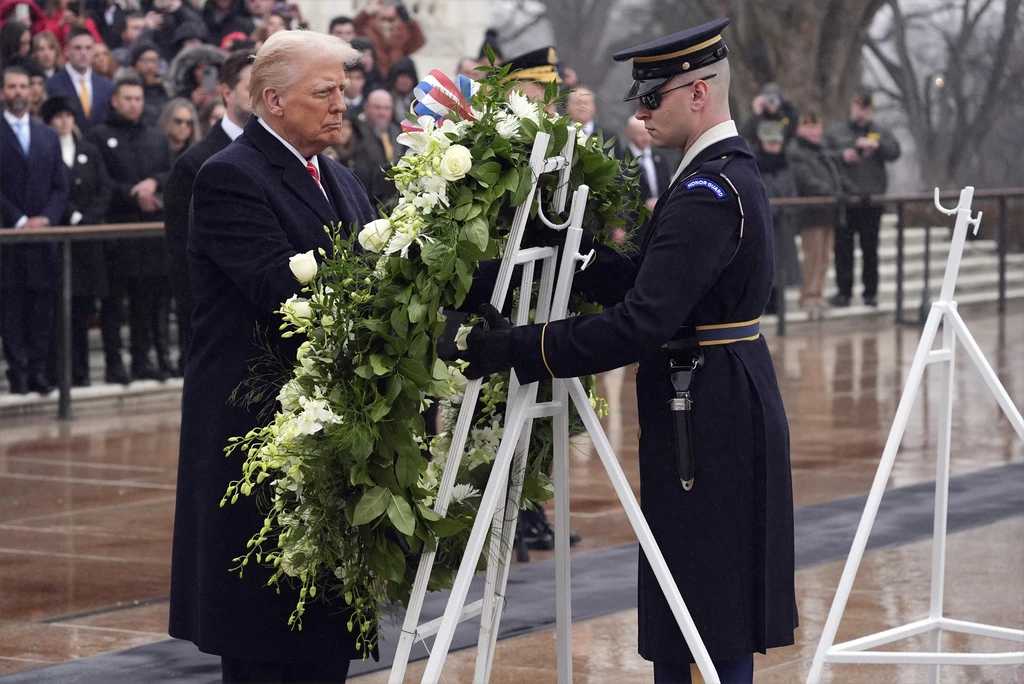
[28,373,54,395]
[105,362,131,385]
[7,372,29,395]
[863,294,878,307]
[131,361,163,381]
[72,375,91,387]
[828,294,851,308]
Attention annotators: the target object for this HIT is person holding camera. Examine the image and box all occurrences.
[824,91,901,307]
[742,81,798,150]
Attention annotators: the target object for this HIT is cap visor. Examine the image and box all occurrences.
[623,77,669,102]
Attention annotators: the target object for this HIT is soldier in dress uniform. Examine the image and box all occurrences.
[444,18,797,683]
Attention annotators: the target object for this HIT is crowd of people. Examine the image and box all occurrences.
[0,0,901,397]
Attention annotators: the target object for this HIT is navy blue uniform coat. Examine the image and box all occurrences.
[169,118,375,665]
[508,135,798,663]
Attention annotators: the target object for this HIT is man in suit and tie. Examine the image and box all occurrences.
[163,48,253,369]
[620,114,674,245]
[0,66,69,394]
[44,27,115,132]
[169,30,375,683]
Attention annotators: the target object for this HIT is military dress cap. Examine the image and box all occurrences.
[504,46,561,84]
[613,17,730,101]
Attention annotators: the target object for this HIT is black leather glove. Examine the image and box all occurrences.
[438,304,514,380]
[522,223,597,253]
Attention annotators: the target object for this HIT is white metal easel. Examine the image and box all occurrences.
[807,187,1024,682]
[388,131,720,683]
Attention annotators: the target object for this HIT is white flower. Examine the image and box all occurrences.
[438,144,473,182]
[455,323,474,351]
[282,295,313,323]
[576,127,591,146]
[449,483,480,504]
[420,174,448,196]
[438,118,470,138]
[384,224,417,256]
[396,116,439,153]
[294,396,342,436]
[507,90,540,125]
[413,192,442,213]
[288,250,317,284]
[495,112,520,139]
[358,219,393,253]
[277,379,303,413]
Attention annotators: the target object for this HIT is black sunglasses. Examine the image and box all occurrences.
[639,73,717,110]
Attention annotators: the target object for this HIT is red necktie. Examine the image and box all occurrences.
[306,161,320,186]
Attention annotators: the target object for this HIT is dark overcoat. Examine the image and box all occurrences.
[168,118,375,666]
[86,112,171,279]
[0,116,68,291]
[507,135,798,664]
[163,121,232,360]
[65,136,113,297]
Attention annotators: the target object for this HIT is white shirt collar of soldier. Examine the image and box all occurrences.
[671,119,739,185]
[220,115,244,141]
[257,117,327,201]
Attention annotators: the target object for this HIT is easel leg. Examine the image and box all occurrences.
[928,307,957,684]
[808,305,945,683]
[552,378,573,684]
[565,377,720,683]
[421,384,532,683]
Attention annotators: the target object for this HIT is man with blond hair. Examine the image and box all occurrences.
[169,30,375,683]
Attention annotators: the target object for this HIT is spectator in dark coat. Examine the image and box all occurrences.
[755,122,800,311]
[169,31,374,682]
[825,91,901,307]
[618,114,673,246]
[145,0,204,62]
[350,37,384,93]
[45,26,114,131]
[742,81,799,150]
[42,95,112,386]
[787,111,846,318]
[355,88,399,206]
[1,66,69,394]
[163,48,252,370]
[386,55,417,124]
[0,19,30,67]
[131,42,169,128]
[87,75,172,383]
[202,0,253,47]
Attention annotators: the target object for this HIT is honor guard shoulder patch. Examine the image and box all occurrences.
[684,176,728,199]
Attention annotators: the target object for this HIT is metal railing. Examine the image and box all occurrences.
[0,222,163,419]
[770,187,1023,334]
[1,188,1021,418]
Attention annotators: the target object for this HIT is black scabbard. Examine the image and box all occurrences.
[664,340,702,492]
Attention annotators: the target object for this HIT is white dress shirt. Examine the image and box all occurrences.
[220,114,244,141]
[257,117,329,202]
[4,110,31,228]
[630,142,659,199]
[670,119,740,185]
[65,63,93,102]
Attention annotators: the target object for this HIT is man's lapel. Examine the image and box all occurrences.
[316,157,360,236]
[245,118,337,228]
[0,118,28,164]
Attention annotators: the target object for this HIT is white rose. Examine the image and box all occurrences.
[439,144,473,182]
[283,295,312,322]
[495,112,520,139]
[358,219,393,253]
[288,250,318,284]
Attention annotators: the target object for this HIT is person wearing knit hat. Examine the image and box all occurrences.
[130,42,169,128]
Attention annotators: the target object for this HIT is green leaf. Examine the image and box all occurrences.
[462,217,489,252]
[430,516,469,538]
[432,358,449,380]
[470,160,502,188]
[354,364,375,379]
[387,493,417,537]
[369,400,391,422]
[352,486,389,525]
[370,538,406,583]
[384,374,403,403]
[395,446,422,489]
[407,295,426,323]
[349,425,374,460]
[511,167,533,206]
[369,353,392,376]
[409,332,429,359]
[416,502,441,522]
[390,306,409,337]
[397,357,432,387]
[362,319,389,336]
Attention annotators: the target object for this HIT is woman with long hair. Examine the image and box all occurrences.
[159,97,200,160]
[0,20,30,67]
[31,29,61,77]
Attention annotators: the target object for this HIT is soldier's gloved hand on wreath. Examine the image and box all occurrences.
[522,223,596,253]
[437,304,514,380]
